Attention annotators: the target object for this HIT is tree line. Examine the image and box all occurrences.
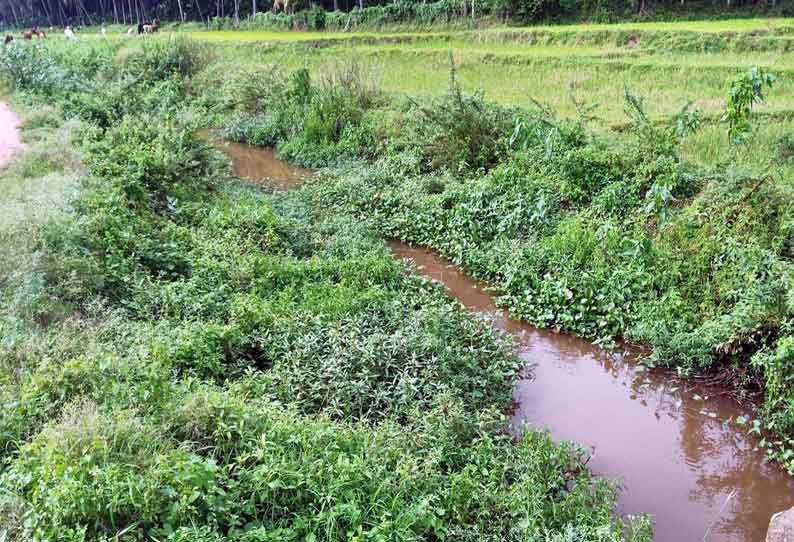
[0,0,783,31]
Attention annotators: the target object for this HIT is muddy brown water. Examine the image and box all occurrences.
[389,243,794,542]
[199,130,311,189]
[0,102,22,168]
[214,138,794,542]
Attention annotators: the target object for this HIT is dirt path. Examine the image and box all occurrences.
[0,101,22,168]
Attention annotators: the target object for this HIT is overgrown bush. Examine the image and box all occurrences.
[721,67,776,145]
[3,393,642,542]
[83,115,220,208]
[118,36,209,84]
[0,42,69,96]
[220,61,383,166]
[406,65,512,173]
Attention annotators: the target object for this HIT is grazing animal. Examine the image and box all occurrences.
[127,26,136,35]
[137,22,144,34]
[34,28,46,39]
[272,0,294,14]
[64,26,77,41]
[4,35,13,45]
[142,19,161,34]
[22,30,33,40]
[100,27,107,37]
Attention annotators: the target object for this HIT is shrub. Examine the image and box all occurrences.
[0,42,66,96]
[623,88,701,157]
[2,400,226,542]
[407,65,512,173]
[3,393,638,542]
[118,36,209,84]
[221,111,285,147]
[220,62,382,167]
[82,115,221,210]
[218,65,289,113]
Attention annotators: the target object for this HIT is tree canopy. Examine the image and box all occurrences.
[0,0,781,32]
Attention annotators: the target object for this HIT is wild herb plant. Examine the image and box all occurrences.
[219,59,382,167]
[407,59,512,173]
[722,67,776,145]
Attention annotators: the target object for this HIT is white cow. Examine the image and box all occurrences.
[64,26,77,41]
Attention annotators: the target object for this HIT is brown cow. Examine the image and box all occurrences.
[22,29,33,40]
[142,19,161,33]
[272,0,294,14]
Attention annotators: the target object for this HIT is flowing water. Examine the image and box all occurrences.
[215,138,794,542]
[199,131,311,189]
[0,102,22,168]
[389,243,794,542]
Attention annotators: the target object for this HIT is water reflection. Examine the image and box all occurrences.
[389,241,794,542]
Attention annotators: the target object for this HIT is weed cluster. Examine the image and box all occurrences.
[407,63,513,173]
[218,57,517,175]
[1,36,206,128]
[220,61,381,166]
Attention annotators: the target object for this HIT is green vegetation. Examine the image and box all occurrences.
[191,27,794,473]
[2,0,790,32]
[4,15,794,538]
[0,36,652,541]
[722,66,776,144]
[174,22,794,158]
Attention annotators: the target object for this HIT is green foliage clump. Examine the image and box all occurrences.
[118,36,209,84]
[406,65,513,173]
[2,392,635,542]
[40,116,223,303]
[623,88,701,158]
[0,43,68,96]
[220,62,382,167]
[0,38,207,129]
[751,333,794,472]
[721,67,776,145]
[83,115,220,208]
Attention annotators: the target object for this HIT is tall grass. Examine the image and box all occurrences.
[200,34,794,134]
